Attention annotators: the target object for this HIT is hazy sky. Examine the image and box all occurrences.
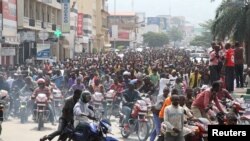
[108,0,222,26]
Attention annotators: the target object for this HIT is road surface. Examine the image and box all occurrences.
[0,117,143,141]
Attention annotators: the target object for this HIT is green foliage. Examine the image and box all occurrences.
[117,45,124,50]
[93,48,98,54]
[143,32,169,47]
[168,27,183,43]
[212,0,248,41]
[190,20,213,47]
[212,0,250,65]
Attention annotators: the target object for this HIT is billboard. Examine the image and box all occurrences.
[118,31,129,40]
[2,0,17,36]
[77,13,83,36]
[61,0,70,33]
[147,17,167,30]
[36,44,50,60]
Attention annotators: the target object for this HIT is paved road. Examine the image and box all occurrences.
[0,117,144,141]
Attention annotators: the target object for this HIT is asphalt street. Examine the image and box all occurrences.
[0,117,143,141]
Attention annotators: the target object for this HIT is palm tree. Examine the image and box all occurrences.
[212,0,250,65]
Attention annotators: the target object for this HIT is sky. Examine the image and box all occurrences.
[108,0,222,26]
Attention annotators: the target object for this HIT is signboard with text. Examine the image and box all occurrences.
[61,0,70,33]
[36,44,50,60]
[77,13,83,36]
[0,47,15,56]
[2,0,17,37]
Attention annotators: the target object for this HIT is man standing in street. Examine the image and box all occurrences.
[209,45,220,83]
[163,95,184,141]
[234,42,244,88]
[224,43,235,92]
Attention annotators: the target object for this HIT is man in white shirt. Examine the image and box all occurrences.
[159,74,170,95]
[164,95,185,141]
[150,88,170,141]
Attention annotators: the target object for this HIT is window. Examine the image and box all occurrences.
[36,3,40,20]
[30,1,34,19]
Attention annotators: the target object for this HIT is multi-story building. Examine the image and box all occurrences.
[109,12,137,48]
[0,0,20,65]
[70,0,109,54]
[16,0,63,63]
[96,0,109,52]
[147,17,167,32]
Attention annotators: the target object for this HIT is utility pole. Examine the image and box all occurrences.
[114,0,116,50]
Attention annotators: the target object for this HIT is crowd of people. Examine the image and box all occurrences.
[0,44,246,141]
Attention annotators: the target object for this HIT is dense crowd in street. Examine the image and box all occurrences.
[0,42,249,141]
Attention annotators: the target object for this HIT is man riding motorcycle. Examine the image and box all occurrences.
[139,76,156,98]
[20,76,38,93]
[191,81,225,118]
[0,75,10,92]
[73,91,95,141]
[44,77,57,90]
[40,89,82,141]
[121,80,141,125]
[31,78,55,125]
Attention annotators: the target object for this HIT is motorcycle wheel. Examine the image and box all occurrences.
[147,115,154,135]
[106,105,113,121]
[38,113,44,131]
[120,120,130,138]
[20,108,26,124]
[0,124,2,135]
[137,121,149,141]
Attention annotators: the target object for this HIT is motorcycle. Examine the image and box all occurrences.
[11,85,20,117]
[92,92,105,119]
[59,116,118,141]
[141,93,154,137]
[0,90,9,135]
[33,93,50,131]
[0,90,10,121]
[120,100,150,141]
[52,88,64,121]
[19,91,32,123]
[104,89,123,120]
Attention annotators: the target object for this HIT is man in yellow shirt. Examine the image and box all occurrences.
[159,89,179,120]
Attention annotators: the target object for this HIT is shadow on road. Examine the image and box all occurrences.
[30,126,54,131]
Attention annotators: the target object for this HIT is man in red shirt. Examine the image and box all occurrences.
[234,42,244,88]
[224,43,235,92]
[191,81,224,118]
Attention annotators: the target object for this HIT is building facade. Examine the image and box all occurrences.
[17,0,63,63]
[109,12,137,48]
[0,0,20,65]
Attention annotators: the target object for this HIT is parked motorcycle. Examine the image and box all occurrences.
[33,93,50,131]
[120,100,150,141]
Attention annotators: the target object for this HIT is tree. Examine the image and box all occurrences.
[143,32,169,47]
[212,0,250,65]
[168,27,183,47]
[190,20,213,47]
